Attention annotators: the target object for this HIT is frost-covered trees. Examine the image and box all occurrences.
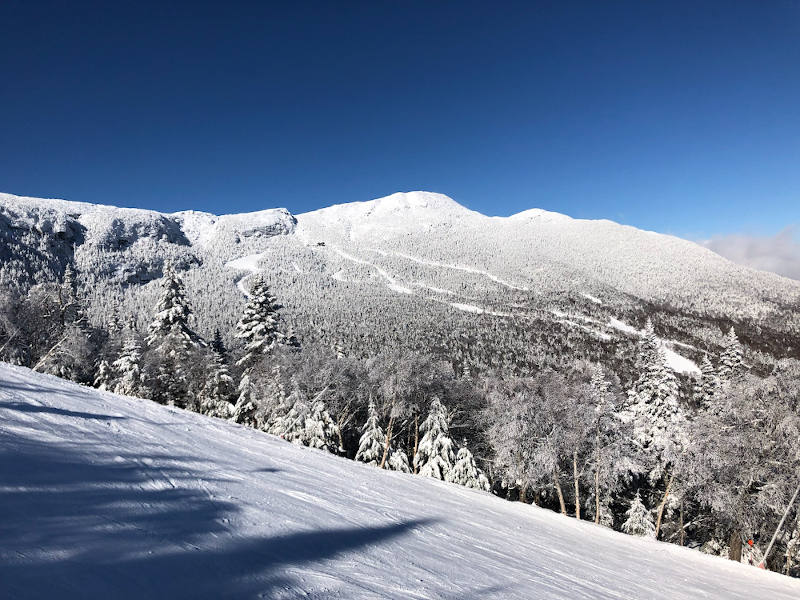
[233,277,283,424]
[622,491,656,538]
[678,372,800,561]
[628,341,684,480]
[304,399,339,451]
[414,397,456,480]
[235,277,282,368]
[198,348,236,418]
[145,267,203,406]
[694,355,719,407]
[388,447,412,473]
[112,335,148,398]
[93,360,114,390]
[588,365,633,525]
[355,400,385,466]
[447,440,490,491]
[269,388,308,444]
[718,327,744,383]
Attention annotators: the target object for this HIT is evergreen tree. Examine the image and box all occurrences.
[232,277,283,424]
[112,336,147,398]
[235,277,282,369]
[446,439,490,490]
[210,329,227,361]
[634,319,660,383]
[269,388,308,444]
[93,359,114,391]
[198,351,236,418]
[718,327,744,383]
[621,491,656,538]
[695,354,719,407]
[387,447,412,473]
[355,400,385,466]
[304,399,339,451]
[232,373,259,427]
[414,396,456,480]
[628,345,685,479]
[145,267,202,406]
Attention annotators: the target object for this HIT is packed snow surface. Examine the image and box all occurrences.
[2,364,798,599]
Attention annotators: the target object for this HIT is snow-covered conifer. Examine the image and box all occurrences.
[695,354,719,407]
[145,267,202,406]
[235,276,282,369]
[388,447,412,473]
[446,439,490,490]
[414,397,455,480]
[304,399,339,451]
[718,327,744,383]
[112,336,147,398]
[628,344,685,478]
[199,351,236,418]
[355,400,385,466]
[93,359,114,391]
[269,388,308,444]
[621,491,656,538]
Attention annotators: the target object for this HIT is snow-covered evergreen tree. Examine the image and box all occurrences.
[446,439,490,490]
[112,336,147,398]
[387,447,412,473]
[695,354,719,407]
[621,491,656,538]
[269,388,308,444]
[235,276,282,369]
[628,344,685,479]
[718,327,744,383]
[414,396,456,480]
[93,359,114,391]
[198,351,236,419]
[145,267,203,406]
[355,400,385,466]
[304,399,339,451]
[232,277,283,424]
[210,328,227,361]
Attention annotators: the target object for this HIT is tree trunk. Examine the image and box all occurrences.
[594,469,601,525]
[729,530,743,562]
[412,413,419,473]
[572,451,581,520]
[335,418,346,455]
[379,413,394,469]
[679,501,685,547]
[654,471,675,540]
[519,485,528,504]
[553,475,567,515]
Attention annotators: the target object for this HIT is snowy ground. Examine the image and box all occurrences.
[2,364,798,599]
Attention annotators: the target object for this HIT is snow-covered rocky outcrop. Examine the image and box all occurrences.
[2,362,798,599]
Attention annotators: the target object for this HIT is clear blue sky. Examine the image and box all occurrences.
[1,1,798,238]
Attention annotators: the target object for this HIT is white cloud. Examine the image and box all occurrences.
[703,227,800,280]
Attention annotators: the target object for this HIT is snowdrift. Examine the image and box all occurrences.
[1,363,798,599]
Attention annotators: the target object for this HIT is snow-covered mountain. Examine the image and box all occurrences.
[2,361,798,599]
[1,190,799,379]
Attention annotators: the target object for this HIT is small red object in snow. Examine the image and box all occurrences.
[757,562,766,569]
[747,539,754,546]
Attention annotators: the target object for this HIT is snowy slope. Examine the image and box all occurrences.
[2,363,798,599]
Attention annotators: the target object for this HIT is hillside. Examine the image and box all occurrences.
[1,362,798,599]
[2,190,799,381]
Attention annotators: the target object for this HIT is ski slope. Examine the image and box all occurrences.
[2,363,798,599]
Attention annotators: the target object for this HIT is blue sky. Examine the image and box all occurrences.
[1,1,799,241]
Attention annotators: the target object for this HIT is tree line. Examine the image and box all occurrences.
[1,265,800,576]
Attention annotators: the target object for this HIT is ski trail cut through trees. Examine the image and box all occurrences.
[330,246,414,295]
[225,253,268,297]
[367,248,530,292]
